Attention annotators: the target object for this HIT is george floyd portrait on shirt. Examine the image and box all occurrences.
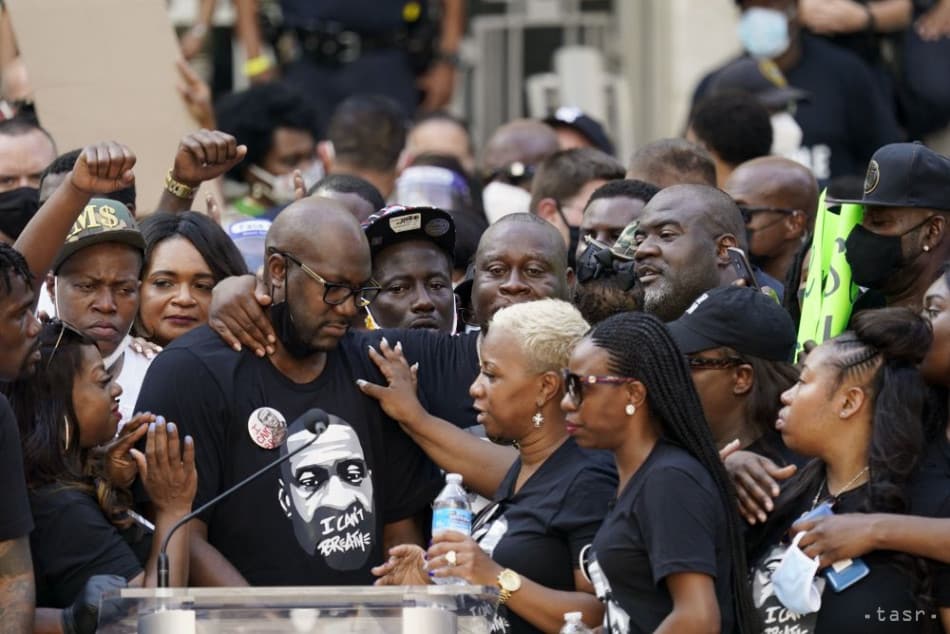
[0,0,949,633]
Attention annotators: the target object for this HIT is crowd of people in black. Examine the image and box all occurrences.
[0,0,948,633]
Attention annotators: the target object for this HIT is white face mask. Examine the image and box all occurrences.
[770,111,804,157]
[772,532,823,615]
[738,7,791,59]
[249,161,324,205]
[482,181,531,224]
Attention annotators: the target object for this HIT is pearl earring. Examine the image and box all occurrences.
[532,411,544,428]
[923,245,931,252]
[625,403,636,416]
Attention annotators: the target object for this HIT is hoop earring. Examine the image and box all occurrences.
[63,415,71,451]
[625,403,636,416]
[532,410,544,428]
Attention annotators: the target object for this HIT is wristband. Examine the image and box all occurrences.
[164,169,197,199]
[435,51,461,68]
[243,55,273,78]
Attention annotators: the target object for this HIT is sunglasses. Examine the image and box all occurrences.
[685,356,747,371]
[562,370,638,405]
[272,249,381,308]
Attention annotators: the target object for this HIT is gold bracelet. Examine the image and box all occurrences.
[164,169,197,199]
[243,55,272,78]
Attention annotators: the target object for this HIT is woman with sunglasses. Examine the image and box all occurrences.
[1,321,196,630]
[561,311,756,634]
[745,308,940,633]
[364,299,615,633]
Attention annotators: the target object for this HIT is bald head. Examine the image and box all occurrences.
[725,156,819,219]
[266,197,370,279]
[650,184,747,250]
[627,139,717,189]
[477,213,567,268]
[481,119,559,175]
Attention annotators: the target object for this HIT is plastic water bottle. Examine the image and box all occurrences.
[431,473,472,585]
[559,612,592,633]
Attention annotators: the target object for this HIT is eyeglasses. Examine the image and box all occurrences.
[274,250,381,308]
[737,206,798,224]
[685,356,747,371]
[46,319,86,370]
[562,370,638,405]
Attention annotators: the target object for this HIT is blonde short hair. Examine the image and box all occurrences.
[487,299,590,374]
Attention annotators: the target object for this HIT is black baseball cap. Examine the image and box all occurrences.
[363,205,455,259]
[667,286,796,362]
[544,107,615,156]
[52,198,145,273]
[826,142,950,211]
[708,58,809,111]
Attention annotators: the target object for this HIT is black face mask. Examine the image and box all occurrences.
[0,187,39,239]
[269,269,319,359]
[845,218,931,289]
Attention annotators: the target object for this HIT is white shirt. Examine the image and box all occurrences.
[110,337,154,426]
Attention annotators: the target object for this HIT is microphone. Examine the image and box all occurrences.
[157,408,330,588]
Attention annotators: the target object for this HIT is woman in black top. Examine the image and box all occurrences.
[364,299,616,633]
[2,321,196,631]
[561,311,756,634]
[747,308,939,633]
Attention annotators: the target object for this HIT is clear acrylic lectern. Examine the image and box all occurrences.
[98,585,500,633]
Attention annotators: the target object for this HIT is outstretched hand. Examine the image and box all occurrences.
[724,450,797,524]
[356,338,426,424]
[69,142,136,196]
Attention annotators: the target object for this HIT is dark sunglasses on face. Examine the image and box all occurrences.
[270,248,381,308]
[562,370,638,405]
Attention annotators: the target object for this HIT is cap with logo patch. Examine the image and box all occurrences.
[827,142,950,211]
[52,198,145,273]
[363,205,455,259]
[666,285,796,362]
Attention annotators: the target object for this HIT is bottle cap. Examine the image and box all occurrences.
[446,473,463,484]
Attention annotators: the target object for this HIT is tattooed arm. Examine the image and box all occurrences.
[0,536,34,633]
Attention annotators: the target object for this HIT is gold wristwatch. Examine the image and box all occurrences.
[496,568,522,605]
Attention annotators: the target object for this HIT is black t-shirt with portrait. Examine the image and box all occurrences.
[749,480,932,634]
[134,325,478,586]
[585,440,736,634]
[471,439,616,634]
[29,486,144,608]
[909,431,950,608]
[0,394,32,543]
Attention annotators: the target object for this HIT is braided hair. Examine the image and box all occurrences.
[588,311,757,634]
[0,242,32,296]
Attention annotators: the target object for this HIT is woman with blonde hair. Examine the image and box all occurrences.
[359,299,616,633]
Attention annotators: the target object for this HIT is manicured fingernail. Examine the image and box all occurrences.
[766,500,773,511]
[149,422,156,432]
[156,416,166,425]
[381,337,389,347]
[268,335,276,343]
[411,362,419,371]
[395,341,402,352]
[356,379,366,387]
[167,422,176,433]
[233,343,242,352]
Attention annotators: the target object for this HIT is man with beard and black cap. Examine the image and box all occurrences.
[134,197,479,587]
[829,142,950,311]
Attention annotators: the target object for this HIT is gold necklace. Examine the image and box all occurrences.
[811,466,869,509]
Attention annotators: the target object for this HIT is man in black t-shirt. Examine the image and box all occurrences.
[0,243,41,633]
[694,0,902,185]
[135,197,477,586]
